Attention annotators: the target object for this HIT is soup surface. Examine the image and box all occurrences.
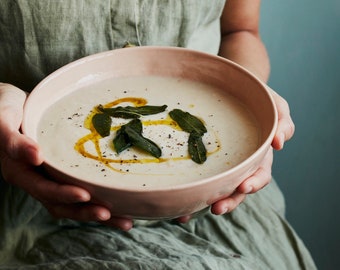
[37,76,260,189]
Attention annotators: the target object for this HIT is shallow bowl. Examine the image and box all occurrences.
[22,47,277,219]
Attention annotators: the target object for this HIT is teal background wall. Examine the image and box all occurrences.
[260,1,339,269]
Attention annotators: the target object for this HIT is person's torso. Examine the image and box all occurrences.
[0,0,225,91]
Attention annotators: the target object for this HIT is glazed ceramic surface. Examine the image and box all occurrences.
[22,47,277,219]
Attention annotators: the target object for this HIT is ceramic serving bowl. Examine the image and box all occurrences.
[22,46,277,220]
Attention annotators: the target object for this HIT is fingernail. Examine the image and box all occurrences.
[97,210,110,221]
[278,133,285,149]
[120,220,133,231]
[78,192,91,202]
[244,186,253,194]
[220,205,229,215]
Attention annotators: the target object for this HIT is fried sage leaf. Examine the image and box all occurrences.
[125,126,162,158]
[113,119,161,158]
[188,132,207,164]
[98,105,167,119]
[113,128,131,154]
[169,109,207,136]
[125,118,143,133]
[113,119,142,153]
[92,113,112,137]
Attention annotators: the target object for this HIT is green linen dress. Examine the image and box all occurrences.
[0,1,317,269]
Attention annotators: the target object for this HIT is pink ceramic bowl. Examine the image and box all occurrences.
[22,47,277,220]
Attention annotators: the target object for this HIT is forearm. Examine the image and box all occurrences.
[218,31,270,83]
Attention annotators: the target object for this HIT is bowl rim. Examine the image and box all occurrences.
[22,46,278,193]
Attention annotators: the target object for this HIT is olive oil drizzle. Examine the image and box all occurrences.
[74,97,221,173]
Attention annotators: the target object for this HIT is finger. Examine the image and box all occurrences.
[269,90,295,150]
[36,183,92,205]
[210,191,246,215]
[272,115,295,150]
[46,203,111,222]
[100,217,134,231]
[0,84,43,165]
[1,155,133,231]
[1,156,91,204]
[176,215,192,223]
[237,148,273,194]
[0,83,27,133]
[0,83,27,129]
[3,131,43,165]
[24,173,91,205]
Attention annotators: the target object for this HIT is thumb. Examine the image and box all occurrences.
[266,86,295,150]
[5,131,43,166]
[0,83,43,165]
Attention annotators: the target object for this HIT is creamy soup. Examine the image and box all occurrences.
[37,76,260,189]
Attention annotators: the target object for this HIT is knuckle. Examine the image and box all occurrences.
[3,133,18,157]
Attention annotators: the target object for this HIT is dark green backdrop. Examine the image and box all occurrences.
[260,1,340,269]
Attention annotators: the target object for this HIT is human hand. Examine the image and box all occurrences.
[210,87,295,215]
[0,83,133,230]
[178,88,295,221]
[268,88,295,150]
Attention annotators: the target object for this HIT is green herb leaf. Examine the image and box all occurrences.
[128,105,167,115]
[101,107,141,119]
[124,118,143,133]
[98,105,167,119]
[113,119,143,153]
[125,125,162,158]
[113,128,131,154]
[92,113,112,137]
[188,132,207,164]
[113,119,161,158]
[169,109,207,136]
